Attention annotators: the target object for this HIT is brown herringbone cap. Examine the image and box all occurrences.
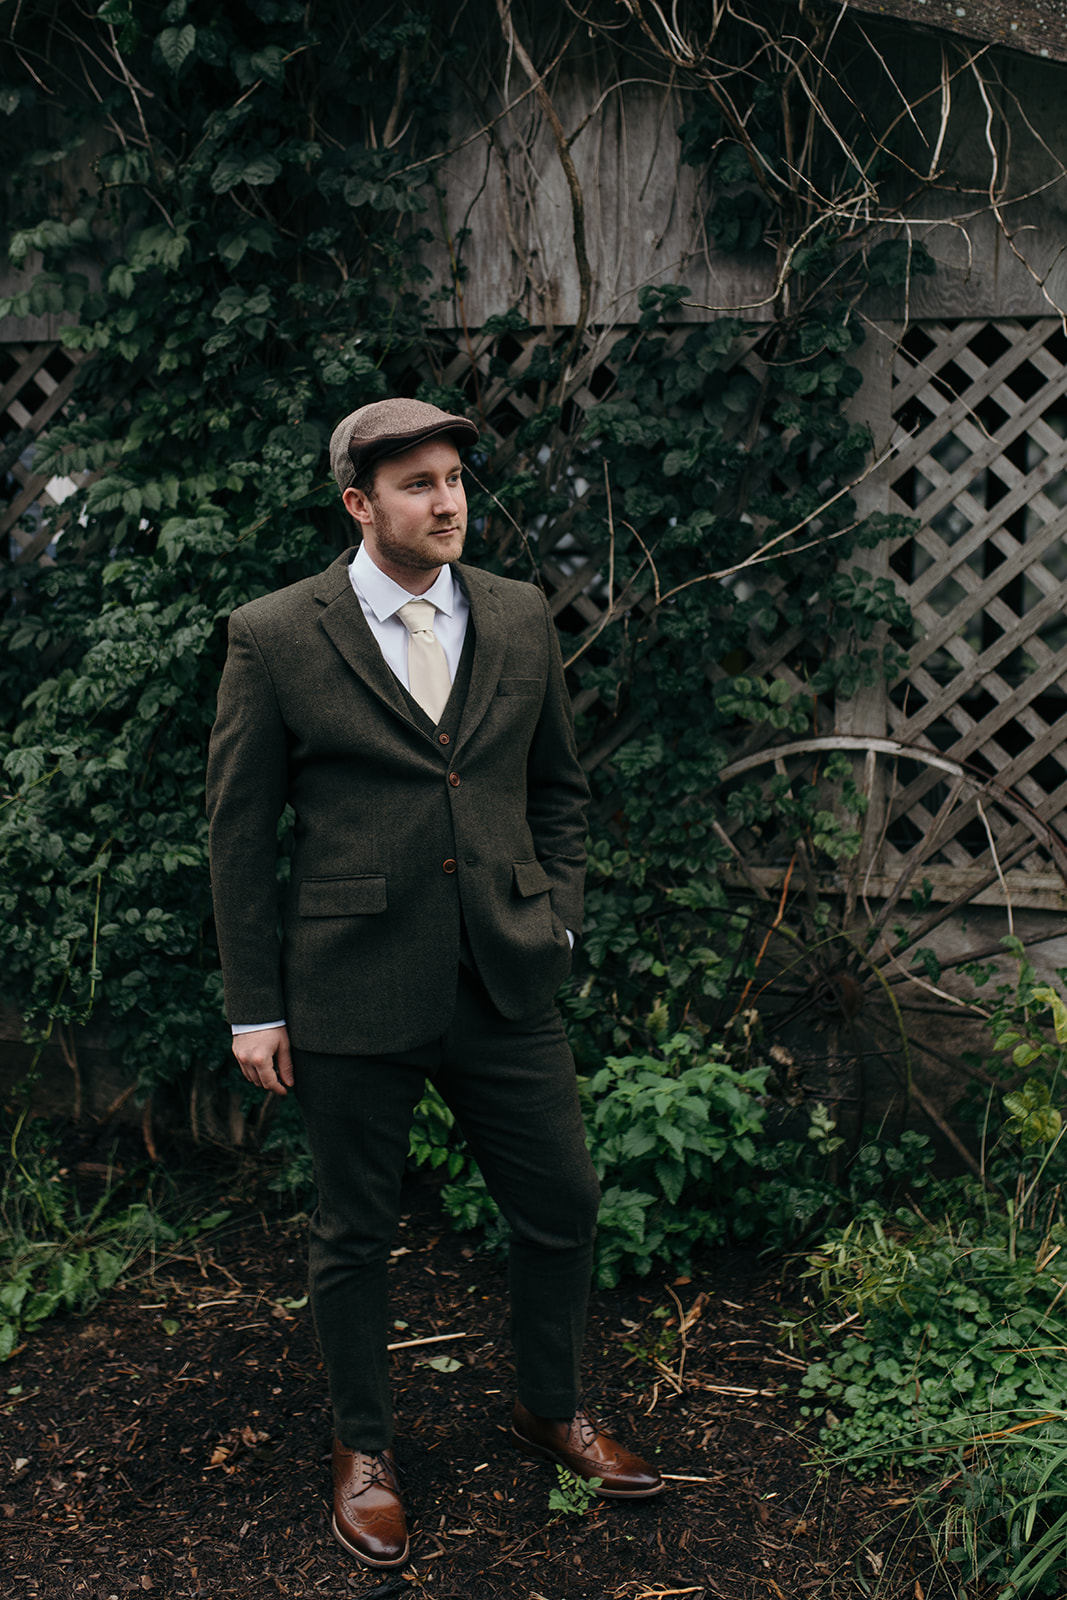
[329,398,479,491]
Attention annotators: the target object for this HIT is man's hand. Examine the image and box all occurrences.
[232,1026,294,1096]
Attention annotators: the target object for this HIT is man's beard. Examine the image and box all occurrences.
[369,497,465,571]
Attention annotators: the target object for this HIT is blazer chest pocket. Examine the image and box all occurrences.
[298,875,387,917]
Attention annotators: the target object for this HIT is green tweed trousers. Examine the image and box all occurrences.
[293,962,601,1451]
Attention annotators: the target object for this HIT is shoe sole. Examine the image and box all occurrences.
[508,1426,666,1498]
[331,1514,410,1568]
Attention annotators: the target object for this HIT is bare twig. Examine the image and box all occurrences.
[493,0,590,381]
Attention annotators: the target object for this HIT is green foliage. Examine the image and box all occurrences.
[554,287,916,1067]
[0,1112,228,1358]
[582,1035,769,1285]
[794,994,1067,1595]
[797,1208,1067,1595]
[798,1217,1067,1471]
[408,1090,469,1180]
[548,1465,602,1516]
[423,1032,769,1285]
[736,1119,934,1252]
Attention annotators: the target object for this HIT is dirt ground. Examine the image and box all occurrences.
[1,1152,957,1600]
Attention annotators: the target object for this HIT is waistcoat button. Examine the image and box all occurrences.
[438,732,450,745]
[442,859,457,874]
[448,771,460,786]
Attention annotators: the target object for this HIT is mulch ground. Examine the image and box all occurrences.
[2,1150,957,1600]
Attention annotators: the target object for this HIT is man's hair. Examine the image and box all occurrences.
[350,461,378,499]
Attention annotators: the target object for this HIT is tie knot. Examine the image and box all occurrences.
[397,598,437,636]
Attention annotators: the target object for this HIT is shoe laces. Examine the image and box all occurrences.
[340,1449,397,1493]
[571,1411,602,1448]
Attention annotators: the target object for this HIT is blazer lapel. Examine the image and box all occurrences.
[454,563,508,752]
[313,550,417,728]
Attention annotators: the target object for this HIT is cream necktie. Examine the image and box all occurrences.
[396,598,452,723]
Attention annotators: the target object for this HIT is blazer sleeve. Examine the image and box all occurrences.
[525,589,590,935]
[205,608,290,1024]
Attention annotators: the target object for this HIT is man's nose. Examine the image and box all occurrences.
[433,481,460,514]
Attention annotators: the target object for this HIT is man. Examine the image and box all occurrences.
[206,398,663,1571]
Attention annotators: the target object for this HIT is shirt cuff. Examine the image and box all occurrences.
[231,1021,286,1035]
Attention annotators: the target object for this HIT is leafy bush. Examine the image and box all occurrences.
[421,1032,770,1286]
[1,1112,228,1358]
[798,1218,1067,1474]
[793,985,1067,1598]
[582,1035,769,1285]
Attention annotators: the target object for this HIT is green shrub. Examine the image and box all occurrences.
[429,1032,769,1286]
[793,991,1067,1598]
[1,1112,228,1358]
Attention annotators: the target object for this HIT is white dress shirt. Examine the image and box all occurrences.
[347,541,470,686]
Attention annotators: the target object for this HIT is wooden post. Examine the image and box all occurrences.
[838,320,901,917]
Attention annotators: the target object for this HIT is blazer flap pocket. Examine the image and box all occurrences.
[496,677,541,696]
[513,859,552,897]
[298,875,387,917]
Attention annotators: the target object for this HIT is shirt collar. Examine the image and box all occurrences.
[351,542,456,621]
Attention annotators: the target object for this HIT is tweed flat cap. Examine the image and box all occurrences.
[329,398,479,491]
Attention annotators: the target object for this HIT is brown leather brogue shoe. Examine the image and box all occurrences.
[509,1401,665,1498]
[331,1442,409,1568]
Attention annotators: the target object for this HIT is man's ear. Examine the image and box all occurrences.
[342,486,373,527]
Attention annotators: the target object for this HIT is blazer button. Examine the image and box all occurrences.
[442,859,457,874]
[448,771,460,786]
[438,732,450,745]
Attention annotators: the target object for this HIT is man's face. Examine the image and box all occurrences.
[342,438,467,592]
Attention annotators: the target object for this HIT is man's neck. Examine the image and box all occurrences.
[362,545,443,597]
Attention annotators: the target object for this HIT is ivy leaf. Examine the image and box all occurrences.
[157,24,196,75]
[108,263,136,299]
[1004,1078,1063,1148]
[211,153,281,194]
[249,46,286,85]
[211,287,247,325]
[216,225,276,265]
[1031,985,1067,1045]
[96,0,140,51]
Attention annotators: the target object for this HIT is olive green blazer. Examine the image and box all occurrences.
[205,549,589,1055]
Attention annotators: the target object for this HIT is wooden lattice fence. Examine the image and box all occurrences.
[0,342,91,564]
[881,319,1067,908]
[715,319,1067,913]
[5,322,1067,910]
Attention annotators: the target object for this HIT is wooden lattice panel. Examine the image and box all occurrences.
[881,319,1067,904]
[0,342,91,564]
